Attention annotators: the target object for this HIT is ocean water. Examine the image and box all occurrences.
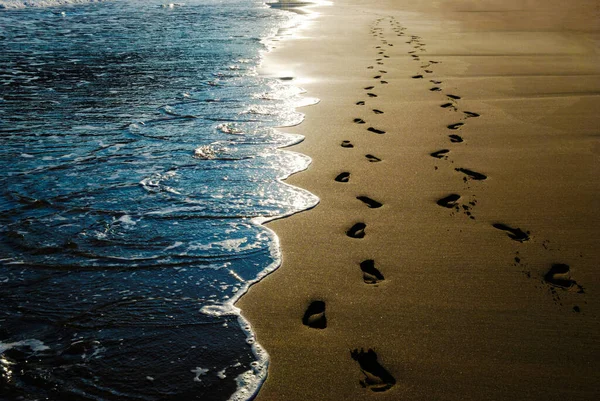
[0,1,318,400]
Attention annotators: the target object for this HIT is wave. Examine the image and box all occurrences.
[0,0,107,9]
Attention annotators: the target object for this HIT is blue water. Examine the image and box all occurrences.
[0,1,318,400]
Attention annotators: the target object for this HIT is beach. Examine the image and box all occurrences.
[237,1,600,400]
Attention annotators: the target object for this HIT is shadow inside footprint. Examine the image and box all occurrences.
[449,134,463,143]
[440,103,455,109]
[455,168,487,180]
[335,172,350,182]
[446,94,461,100]
[341,140,354,148]
[437,194,461,208]
[351,348,396,392]
[302,301,327,329]
[357,196,383,208]
[367,127,386,134]
[373,109,384,114]
[367,93,378,98]
[364,86,375,90]
[365,154,382,162]
[360,260,385,284]
[347,223,366,239]
[430,87,442,92]
[412,74,423,79]
[544,264,584,292]
[354,118,366,124]
[356,101,365,105]
[492,223,530,242]
[464,111,480,118]
[430,149,450,159]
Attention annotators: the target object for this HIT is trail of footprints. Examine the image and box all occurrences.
[407,21,585,310]
[304,15,586,393]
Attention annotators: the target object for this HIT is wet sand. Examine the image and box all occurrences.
[238,0,600,399]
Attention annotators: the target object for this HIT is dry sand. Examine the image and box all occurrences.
[237,1,600,399]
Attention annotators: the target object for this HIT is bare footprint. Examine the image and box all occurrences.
[455,168,487,180]
[365,154,382,162]
[347,223,366,239]
[430,87,442,92]
[364,86,375,90]
[447,122,464,130]
[464,111,480,118]
[446,94,461,100]
[373,109,384,114]
[351,349,396,392]
[341,140,354,148]
[492,223,530,242]
[335,172,350,182]
[440,103,455,109]
[449,134,463,143]
[302,301,327,329]
[360,260,385,284]
[367,93,378,98]
[367,127,386,134]
[544,264,584,292]
[437,194,461,208]
[430,149,450,159]
[357,196,383,208]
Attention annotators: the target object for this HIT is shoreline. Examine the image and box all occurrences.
[239,0,599,400]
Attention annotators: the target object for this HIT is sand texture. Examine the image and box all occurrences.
[237,1,600,400]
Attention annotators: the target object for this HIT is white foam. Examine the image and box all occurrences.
[0,339,50,354]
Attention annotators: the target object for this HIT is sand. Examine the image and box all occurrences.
[237,1,600,400]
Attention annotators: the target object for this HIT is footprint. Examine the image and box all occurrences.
[544,264,584,292]
[374,75,382,79]
[341,140,354,148]
[430,149,449,159]
[356,101,365,106]
[373,109,384,114]
[447,122,464,130]
[449,134,463,143]
[364,86,375,90]
[464,111,480,118]
[446,94,461,100]
[365,154,382,162]
[360,260,385,284]
[455,168,487,180]
[354,118,366,124]
[350,349,396,392]
[335,172,351,182]
[440,103,454,108]
[302,301,327,329]
[492,223,530,242]
[379,70,387,73]
[357,196,383,208]
[430,87,442,92]
[437,194,461,208]
[347,223,367,239]
[412,75,424,79]
[367,127,386,134]
[430,80,442,84]
[380,80,388,84]
[429,60,439,64]
[367,93,378,98]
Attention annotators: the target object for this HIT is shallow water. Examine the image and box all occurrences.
[0,1,317,400]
